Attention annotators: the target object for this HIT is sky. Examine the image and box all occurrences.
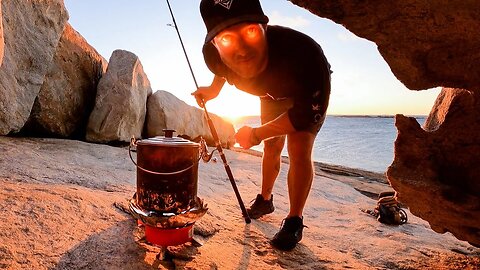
[64,0,440,120]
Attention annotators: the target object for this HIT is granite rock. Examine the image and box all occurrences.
[86,50,152,143]
[22,23,107,138]
[145,90,235,147]
[0,0,68,134]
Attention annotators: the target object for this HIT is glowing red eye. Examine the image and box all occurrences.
[246,27,258,38]
[219,35,232,46]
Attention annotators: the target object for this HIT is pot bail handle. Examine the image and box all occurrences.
[129,137,199,176]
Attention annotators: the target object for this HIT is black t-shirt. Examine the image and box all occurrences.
[203,25,331,131]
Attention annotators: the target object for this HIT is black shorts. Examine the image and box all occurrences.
[260,97,325,135]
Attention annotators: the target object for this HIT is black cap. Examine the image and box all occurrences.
[200,0,269,44]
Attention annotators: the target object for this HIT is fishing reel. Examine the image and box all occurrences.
[199,137,217,163]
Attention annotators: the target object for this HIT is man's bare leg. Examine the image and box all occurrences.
[286,131,316,217]
[260,136,286,200]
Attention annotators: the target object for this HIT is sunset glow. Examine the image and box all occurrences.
[204,85,260,120]
[64,0,441,119]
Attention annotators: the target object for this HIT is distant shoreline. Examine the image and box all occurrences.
[230,147,387,183]
[229,114,428,124]
[232,114,428,118]
[229,115,424,176]
[328,114,427,118]
[230,147,391,199]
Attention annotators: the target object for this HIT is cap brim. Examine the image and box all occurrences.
[204,14,269,44]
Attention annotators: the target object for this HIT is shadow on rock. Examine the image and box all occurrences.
[54,219,159,270]
[245,219,328,270]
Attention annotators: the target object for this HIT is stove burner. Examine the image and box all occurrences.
[129,194,208,229]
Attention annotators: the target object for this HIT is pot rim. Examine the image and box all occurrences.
[137,136,199,147]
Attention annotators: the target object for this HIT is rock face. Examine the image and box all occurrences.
[387,88,480,247]
[289,0,480,91]
[22,23,107,138]
[146,90,235,147]
[86,50,152,143]
[0,0,68,135]
[288,0,480,246]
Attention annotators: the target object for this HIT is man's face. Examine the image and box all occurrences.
[212,23,268,79]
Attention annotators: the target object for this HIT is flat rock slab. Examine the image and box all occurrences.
[0,137,478,269]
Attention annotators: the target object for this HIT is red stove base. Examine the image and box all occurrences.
[142,222,194,247]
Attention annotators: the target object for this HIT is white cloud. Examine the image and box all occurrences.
[268,10,310,29]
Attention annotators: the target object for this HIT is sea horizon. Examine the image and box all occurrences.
[230,113,429,120]
[230,114,428,173]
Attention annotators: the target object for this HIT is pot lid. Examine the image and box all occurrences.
[137,129,199,147]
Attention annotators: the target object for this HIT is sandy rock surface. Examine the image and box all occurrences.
[0,136,478,269]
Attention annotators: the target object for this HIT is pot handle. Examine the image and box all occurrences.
[129,138,199,176]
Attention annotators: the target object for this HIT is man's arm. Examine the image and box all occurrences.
[255,113,295,139]
[235,112,295,149]
[191,75,226,107]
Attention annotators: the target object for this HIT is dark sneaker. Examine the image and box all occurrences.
[270,216,304,251]
[246,194,274,219]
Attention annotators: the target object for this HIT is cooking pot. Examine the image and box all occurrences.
[131,130,200,214]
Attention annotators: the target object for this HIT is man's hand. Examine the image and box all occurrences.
[191,86,217,108]
[235,126,261,149]
[191,75,226,108]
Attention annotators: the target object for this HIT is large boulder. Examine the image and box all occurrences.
[387,88,480,247]
[0,0,68,134]
[22,23,107,138]
[289,0,480,91]
[146,90,235,147]
[86,50,152,143]
[289,0,480,246]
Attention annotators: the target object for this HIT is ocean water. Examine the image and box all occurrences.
[232,115,427,173]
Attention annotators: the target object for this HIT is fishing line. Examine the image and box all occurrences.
[164,0,251,223]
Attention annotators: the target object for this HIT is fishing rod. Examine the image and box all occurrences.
[165,0,251,224]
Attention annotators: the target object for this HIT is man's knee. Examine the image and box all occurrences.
[263,136,285,157]
[287,132,315,162]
